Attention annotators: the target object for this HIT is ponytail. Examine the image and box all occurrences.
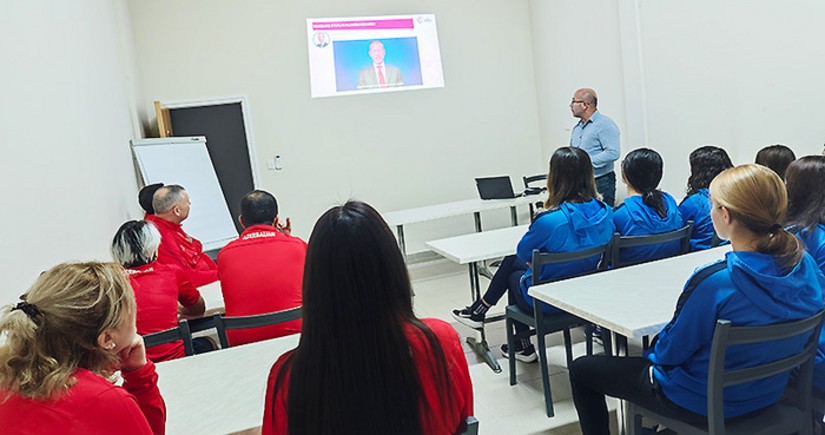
[710,164,806,273]
[641,190,667,219]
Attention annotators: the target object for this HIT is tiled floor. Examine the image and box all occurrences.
[409,259,620,435]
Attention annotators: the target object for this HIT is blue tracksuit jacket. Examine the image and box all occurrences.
[647,251,824,417]
[614,192,685,265]
[517,199,615,313]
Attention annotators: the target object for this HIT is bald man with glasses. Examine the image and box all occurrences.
[569,88,621,206]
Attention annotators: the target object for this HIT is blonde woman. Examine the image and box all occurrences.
[0,263,166,434]
[569,164,824,435]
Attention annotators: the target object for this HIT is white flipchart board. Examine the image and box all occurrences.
[131,136,238,251]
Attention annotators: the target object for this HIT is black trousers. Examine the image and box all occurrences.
[480,255,532,335]
[569,355,705,435]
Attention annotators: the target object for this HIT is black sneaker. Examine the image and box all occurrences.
[452,306,484,329]
[500,343,538,363]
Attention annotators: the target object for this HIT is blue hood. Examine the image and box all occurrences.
[727,251,825,318]
[559,199,613,245]
[621,194,681,233]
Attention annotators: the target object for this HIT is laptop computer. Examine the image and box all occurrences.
[475,176,517,200]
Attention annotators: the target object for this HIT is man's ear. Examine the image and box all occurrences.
[238,215,245,228]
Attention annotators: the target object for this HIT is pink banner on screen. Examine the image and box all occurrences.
[312,19,414,31]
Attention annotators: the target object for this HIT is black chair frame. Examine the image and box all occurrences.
[506,242,613,417]
[214,307,302,349]
[143,318,195,356]
[611,221,694,269]
[628,309,825,435]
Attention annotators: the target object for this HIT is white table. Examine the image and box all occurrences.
[197,281,224,316]
[155,333,300,434]
[427,225,528,373]
[383,196,537,256]
[528,246,730,342]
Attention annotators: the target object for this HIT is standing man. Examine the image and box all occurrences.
[217,190,306,346]
[146,184,219,287]
[569,88,621,206]
[357,40,403,89]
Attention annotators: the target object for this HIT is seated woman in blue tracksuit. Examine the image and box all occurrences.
[678,146,733,250]
[613,148,684,265]
[569,164,825,435]
[785,156,825,392]
[452,147,614,362]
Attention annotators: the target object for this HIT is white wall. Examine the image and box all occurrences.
[531,0,825,200]
[0,1,141,303]
[127,0,544,252]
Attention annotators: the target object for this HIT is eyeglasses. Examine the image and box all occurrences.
[570,99,587,105]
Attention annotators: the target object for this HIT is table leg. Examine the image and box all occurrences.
[473,211,482,232]
[611,330,630,435]
[396,225,406,258]
[465,262,502,373]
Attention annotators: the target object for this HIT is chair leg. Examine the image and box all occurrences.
[586,324,594,356]
[533,301,554,417]
[625,402,641,435]
[563,327,574,367]
[602,327,613,356]
[506,315,517,386]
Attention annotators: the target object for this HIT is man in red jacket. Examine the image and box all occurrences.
[145,184,218,287]
[218,190,306,346]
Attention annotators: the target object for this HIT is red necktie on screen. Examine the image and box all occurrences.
[377,65,386,87]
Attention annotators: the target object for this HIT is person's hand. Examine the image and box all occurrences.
[119,335,148,372]
[275,217,292,235]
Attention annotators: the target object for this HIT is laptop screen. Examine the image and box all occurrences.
[475,176,516,200]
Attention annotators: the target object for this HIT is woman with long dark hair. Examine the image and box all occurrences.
[262,201,472,435]
[785,155,825,272]
[613,148,684,264]
[784,156,825,392]
[679,146,733,250]
[569,164,824,435]
[755,143,796,179]
[453,146,614,361]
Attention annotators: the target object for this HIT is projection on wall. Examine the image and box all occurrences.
[307,14,445,98]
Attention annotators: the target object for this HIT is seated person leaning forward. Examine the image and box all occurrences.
[613,148,685,264]
[112,220,213,361]
[263,201,473,435]
[145,184,218,287]
[217,190,305,346]
[568,164,825,435]
[0,262,166,435]
[452,146,615,362]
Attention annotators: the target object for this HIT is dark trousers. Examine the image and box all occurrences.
[481,255,532,335]
[193,337,216,354]
[595,171,616,207]
[569,355,705,435]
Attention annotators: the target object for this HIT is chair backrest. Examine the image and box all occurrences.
[458,416,479,435]
[611,221,693,268]
[523,173,547,189]
[143,319,195,356]
[531,241,613,286]
[706,309,825,434]
[214,307,303,348]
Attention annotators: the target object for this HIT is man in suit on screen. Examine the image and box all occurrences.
[357,40,403,89]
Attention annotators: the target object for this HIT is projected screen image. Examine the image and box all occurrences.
[307,14,444,98]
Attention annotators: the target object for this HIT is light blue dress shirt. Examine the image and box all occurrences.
[570,110,621,177]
